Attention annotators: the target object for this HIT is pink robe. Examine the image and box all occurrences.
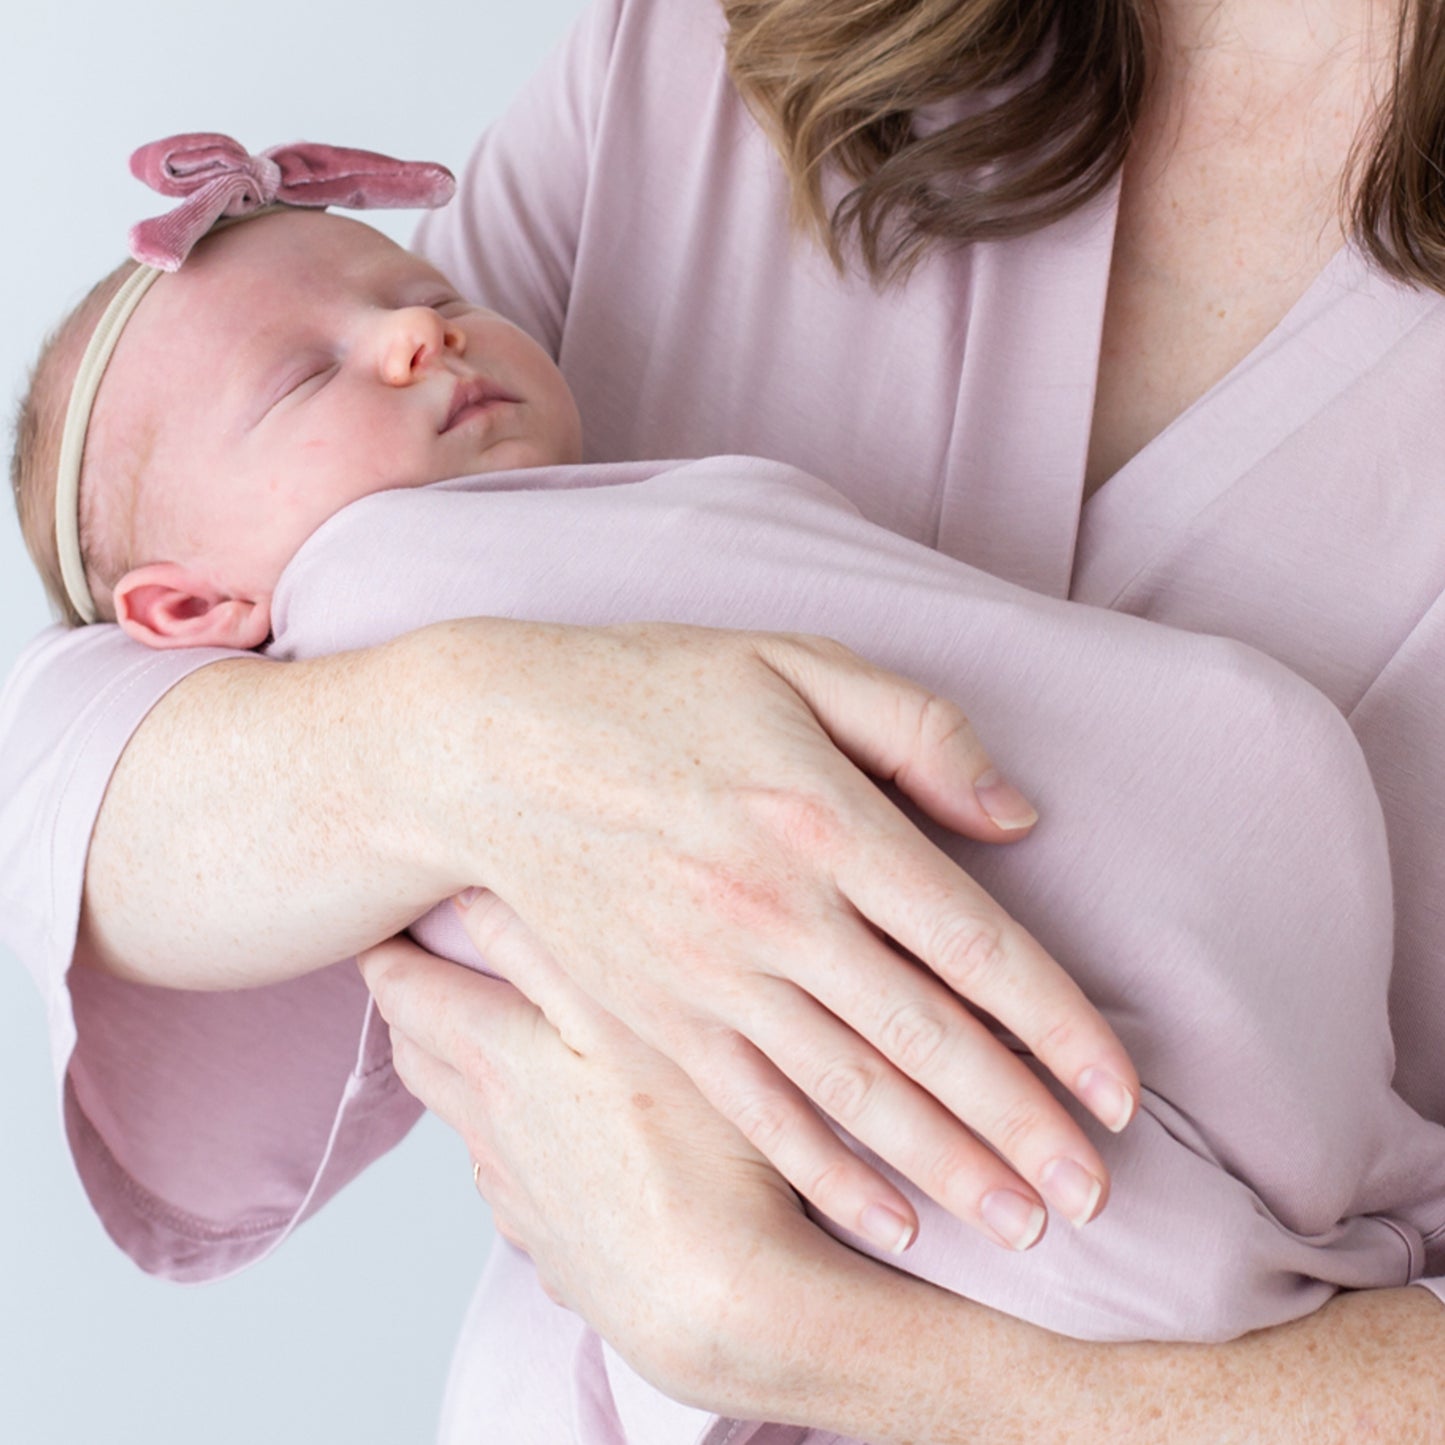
[5,0,1445,1438]
[270,459,1443,1440]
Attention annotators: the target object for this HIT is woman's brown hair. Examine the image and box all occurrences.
[1356,0,1445,283]
[723,0,1445,290]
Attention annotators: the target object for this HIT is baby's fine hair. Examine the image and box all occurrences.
[11,259,141,627]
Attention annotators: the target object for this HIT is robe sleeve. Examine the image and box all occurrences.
[0,624,423,1278]
[0,0,625,1286]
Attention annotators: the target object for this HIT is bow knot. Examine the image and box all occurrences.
[127,132,456,271]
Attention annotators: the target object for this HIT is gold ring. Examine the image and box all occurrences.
[472,1159,483,1193]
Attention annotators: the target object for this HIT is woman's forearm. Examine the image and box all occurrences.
[720,1252,1445,1444]
[81,626,485,988]
[90,612,1142,1252]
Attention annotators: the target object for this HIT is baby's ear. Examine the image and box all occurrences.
[112,563,272,651]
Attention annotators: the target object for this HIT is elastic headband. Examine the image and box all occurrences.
[55,133,455,624]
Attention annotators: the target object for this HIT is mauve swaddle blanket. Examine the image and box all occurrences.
[270,455,1445,1348]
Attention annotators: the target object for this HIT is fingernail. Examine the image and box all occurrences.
[980,1189,1047,1251]
[973,769,1039,831]
[453,887,482,910]
[860,1204,916,1256]
[1040,1157,1104,1228]
[1077,1066,1136,1133]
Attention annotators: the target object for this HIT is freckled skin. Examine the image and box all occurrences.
[1086,3,1392,493]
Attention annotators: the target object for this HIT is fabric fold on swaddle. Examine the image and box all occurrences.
[271,455,1445,1438]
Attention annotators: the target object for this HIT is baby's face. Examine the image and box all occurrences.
[91,208,581,611]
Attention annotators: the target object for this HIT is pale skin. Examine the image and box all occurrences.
[80,209,1136,1251]
[92,210,584,649]
[365,901,1445,1441]
[79,0,1445,1432]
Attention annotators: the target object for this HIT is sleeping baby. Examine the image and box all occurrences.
[13,135,1445,1376]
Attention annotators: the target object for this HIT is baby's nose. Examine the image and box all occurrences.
[379,308,464,385]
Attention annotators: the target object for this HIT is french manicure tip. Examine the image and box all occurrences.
[981,1189,1047,1251]
[1041,1156,1105,1227]
[1103,1086,1137,1134]
[973,769,1039,830]
[1079,1067,1136,1133]
[860,1205,916,1256]
[1013,1203,1047,1251]
[1071,1176,1104,1230]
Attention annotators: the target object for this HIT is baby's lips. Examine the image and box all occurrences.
[443,376,521,432]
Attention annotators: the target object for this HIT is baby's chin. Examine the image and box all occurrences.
[466,441,583,477]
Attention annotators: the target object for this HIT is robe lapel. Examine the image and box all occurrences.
[1071,245,1444,609]
[934,186,1118,597]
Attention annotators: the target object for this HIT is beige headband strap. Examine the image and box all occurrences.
[52,206,288,625]
[54,262,163,624]
[56,136,456,624]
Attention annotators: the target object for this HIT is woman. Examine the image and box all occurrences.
[4,0,1443,1438]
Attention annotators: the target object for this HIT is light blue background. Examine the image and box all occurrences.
[0,1,586,1438]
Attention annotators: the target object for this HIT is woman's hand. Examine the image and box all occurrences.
[87,616,1136,1253]
[401,620,1137,1253]
[357,926,822,1407]
[360,927,1445,1444]
[359,914,1015,1428]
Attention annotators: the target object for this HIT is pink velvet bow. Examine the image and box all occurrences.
[127,132,456,271]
